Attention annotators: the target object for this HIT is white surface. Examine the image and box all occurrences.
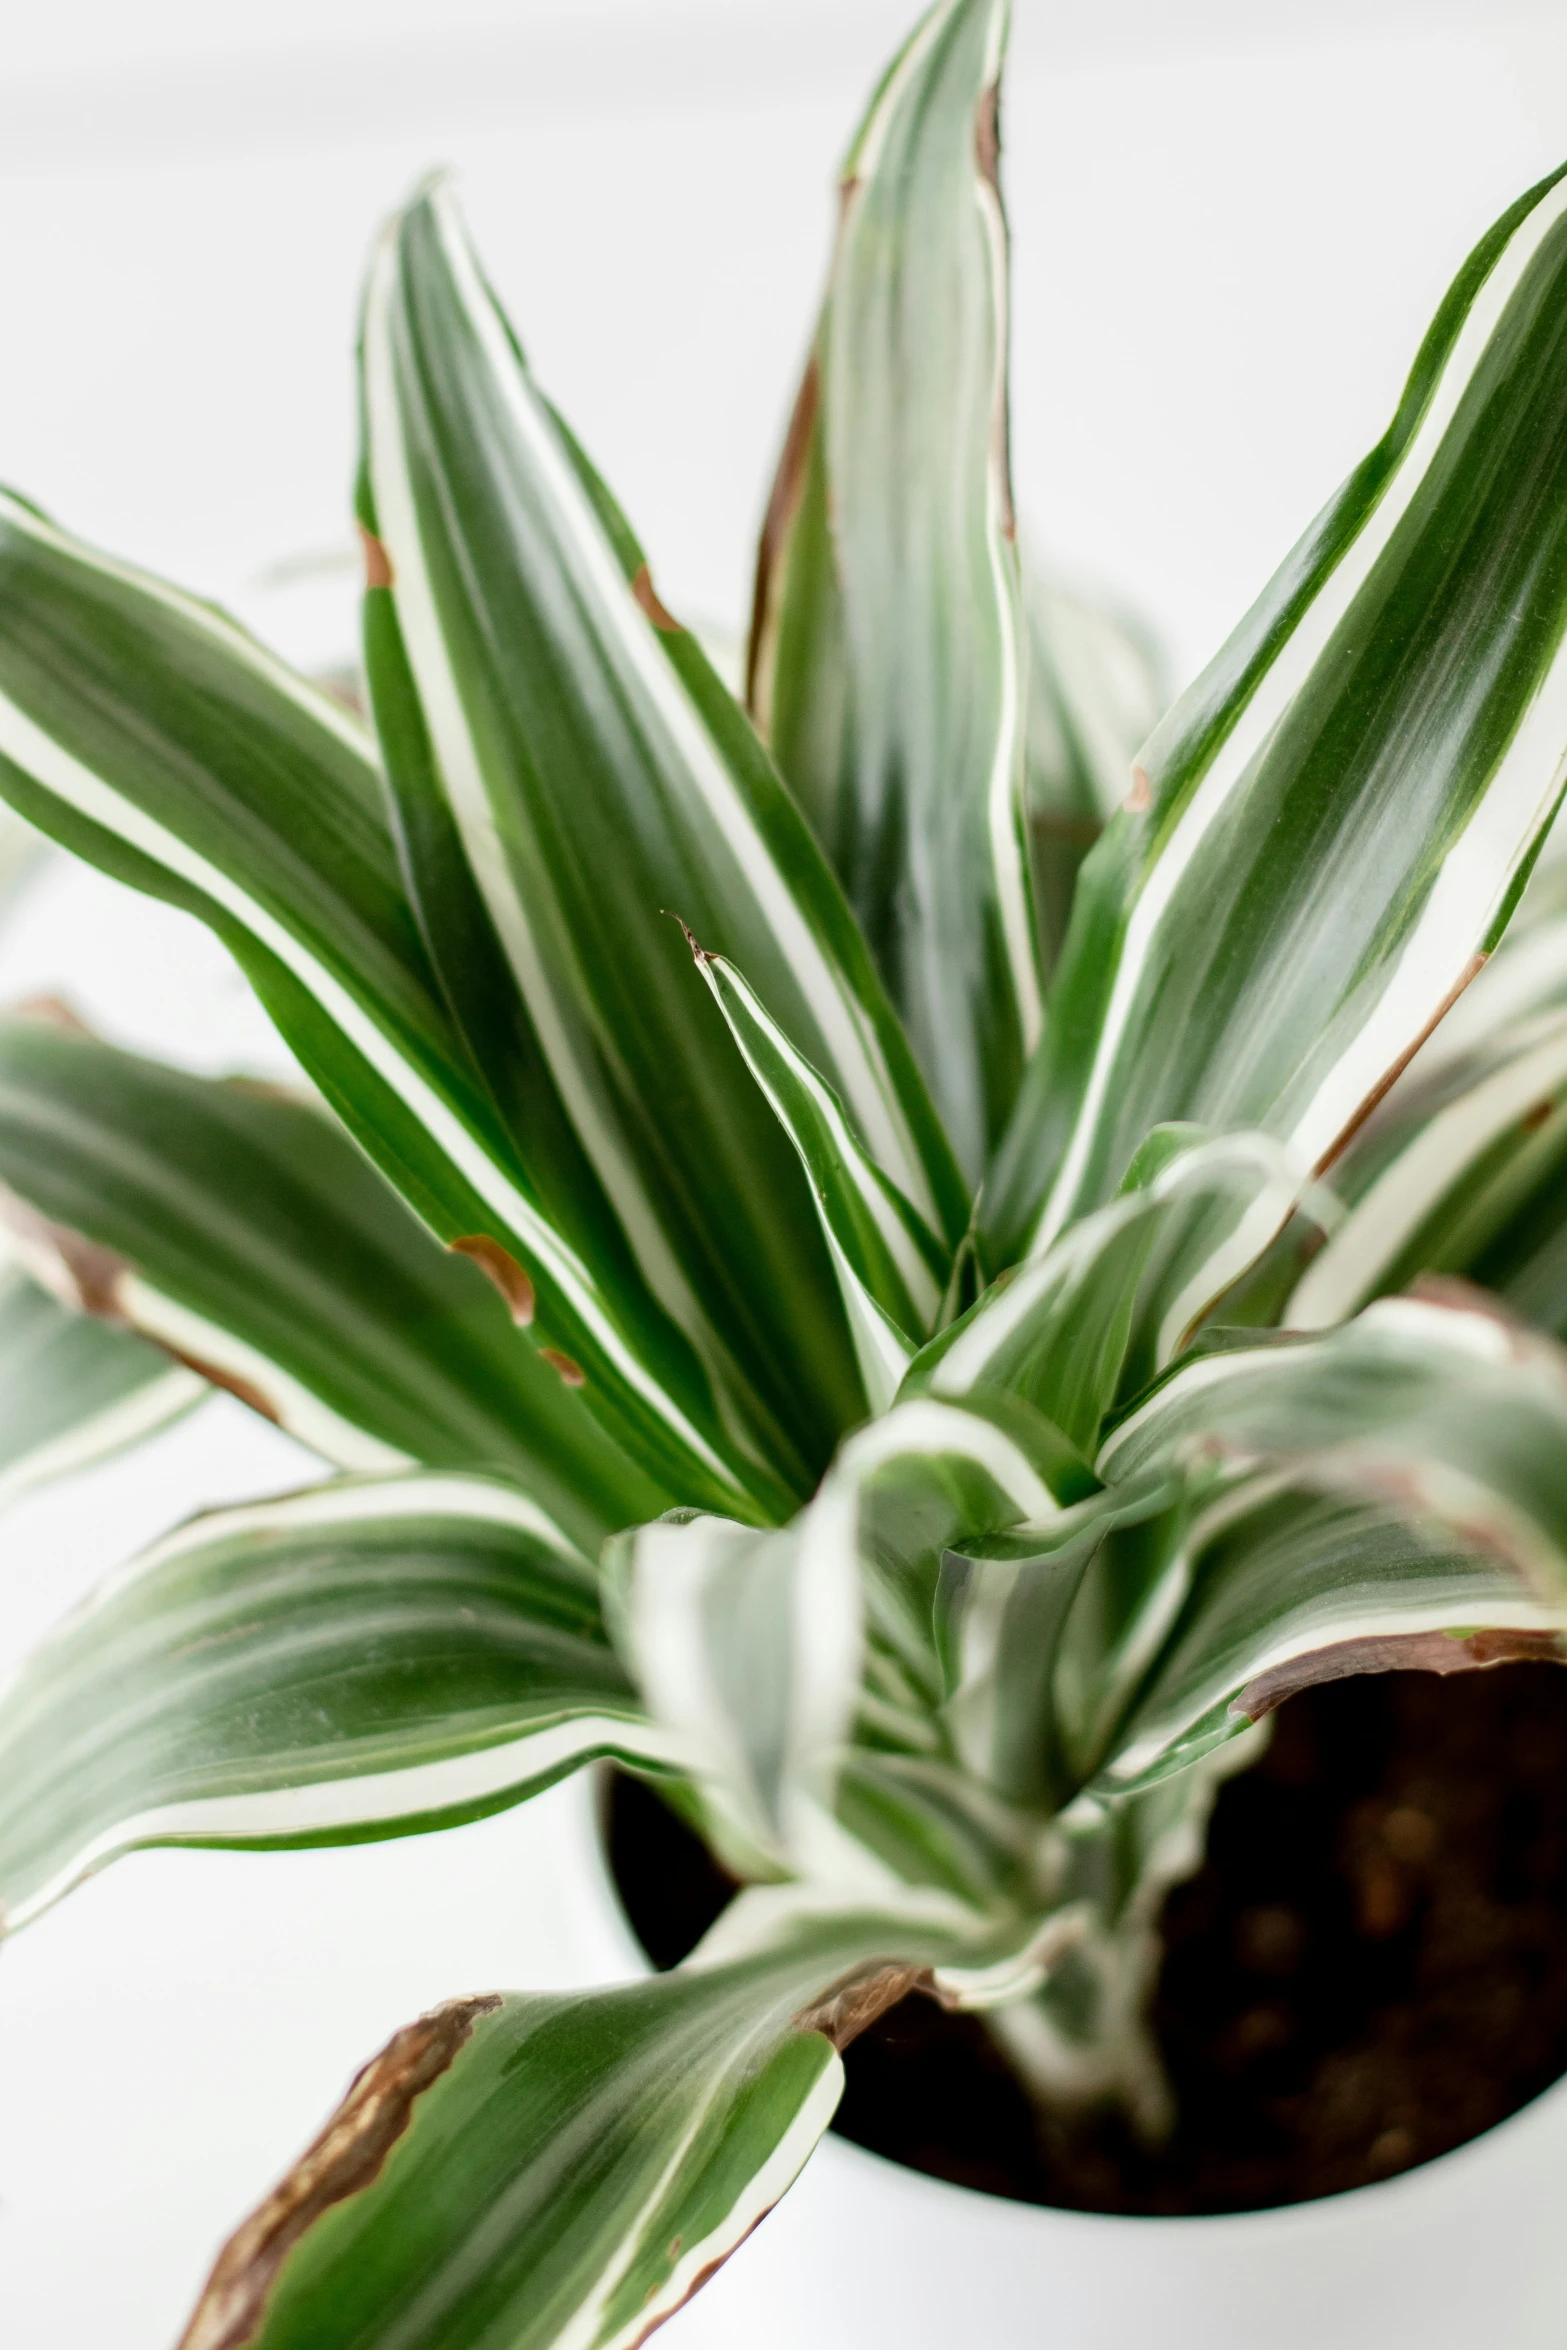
[673,2064,1567,2350]
[3,3,1567,2343]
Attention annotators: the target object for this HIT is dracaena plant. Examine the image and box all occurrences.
[6,3,1567,2342]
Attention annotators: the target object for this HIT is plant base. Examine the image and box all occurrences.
[606,1662,1567,2217]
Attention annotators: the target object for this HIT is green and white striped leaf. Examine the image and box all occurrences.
[686,936,951,1410]
[608,1502,864,1883]
[989,160,1567,1261]
[747,0,1036,1180]
[0,1250,202,1515]
[0,491,749,1517]
[176,1902,1008,2350]
[0,1017,664,1548]
[1023,574,1167,981]
[360,177,965,1496]
[0,1473,680,1933]
[1276,897,1567,1330]
[906,1128,1303,1458]
[1086,1292,1567,1795]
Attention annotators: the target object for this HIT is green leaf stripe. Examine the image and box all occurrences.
[0,491,750,1516]
[0,1473,684,1934]
[750,0,1037,1180]
[991,158,1567,1259]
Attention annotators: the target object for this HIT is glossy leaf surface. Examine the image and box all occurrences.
[361,180,963,1494]
[749,0,1037,1179]
[0,1474,676,1932]
[0,490,749,1516]
[0,1017,663,1545]
[992,162,1567,1259]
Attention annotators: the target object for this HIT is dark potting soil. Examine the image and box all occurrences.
[605,1663,1567,2215]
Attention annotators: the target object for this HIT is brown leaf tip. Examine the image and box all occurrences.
[449,1233,537,1326]
[974,82,1001,195]
[663,909,715,964]
[177,1994,502,2350]
[1125,764,1152,814]
[539,1346,587,1388]
[358,521,394,590]
[632,564,682,633]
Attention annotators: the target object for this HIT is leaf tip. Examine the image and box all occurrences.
[540,1346,587,1388]
[1124,764,1152,814]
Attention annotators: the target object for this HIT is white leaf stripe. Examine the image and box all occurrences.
[1288,1010,1567,1328]
[0,539,737,1496]
[365,182,943,1240]
[590,2058,844,2350]
[114,1274,412,1472]
[1031,164,1567,1252]
[0,1360,202,1513]
[2,1711,684,1937]
[0,1471,688,1932]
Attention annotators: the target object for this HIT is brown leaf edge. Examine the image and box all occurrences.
[1233,1625,1567,1723]
[176,1995,501,2350]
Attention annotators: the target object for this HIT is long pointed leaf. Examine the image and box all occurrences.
[749,0,1037,1178]
[991,161,1567,1259]
[0,1017,664,1546]
[0,492,750,1515]
[685,934,950,1409]
[360,179,965,1491]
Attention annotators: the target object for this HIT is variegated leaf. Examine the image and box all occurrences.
[0,1251,202,1516]
[0,491,750,1517]
[685,934,950,1410]
[1086,1291,1567,1795]
[0,1016,664,1546]
[176,1899,1017,2350]
[0,1473,680,1933]
[906,1128,1303,1457]
[748,0,1036,1180]
[359,178,965,1497]
[990,160,1567,1260]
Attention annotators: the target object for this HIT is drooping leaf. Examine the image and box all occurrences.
[0,1250,203,1515]
[0,1472,681,1934]
[175,1900,1014,2350]
[0,1016,664,1546]
[359,178,965,1495]
[1085,1292,1567,1795]
[0,490,751,1516]
[990,160,1567,1260]
[748,0,1038,1179]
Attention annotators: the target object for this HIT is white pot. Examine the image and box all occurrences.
[571,1777,1567,2350]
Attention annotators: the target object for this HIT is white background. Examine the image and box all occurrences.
[3,2,1567,2342]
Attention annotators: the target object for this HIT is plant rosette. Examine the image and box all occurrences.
[7,2,1567,2346]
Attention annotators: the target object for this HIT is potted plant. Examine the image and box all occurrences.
[4,2,1567,2343]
